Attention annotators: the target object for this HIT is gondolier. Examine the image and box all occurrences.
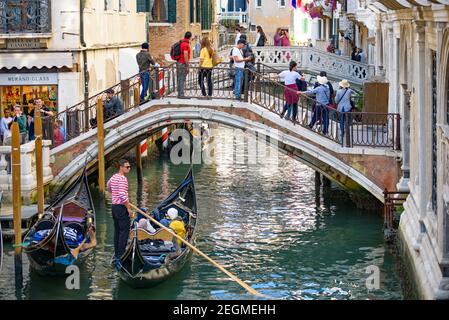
[107,159,132,261]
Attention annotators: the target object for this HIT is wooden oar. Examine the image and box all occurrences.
[129,203,268,298]
[71,228,96,259]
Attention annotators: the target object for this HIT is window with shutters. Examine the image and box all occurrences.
[256,0,262,8]
[201,0,211,30]
[104,0,112,11]
[196,0,201,23]
[190,0,194,23]
[149,0,169,22]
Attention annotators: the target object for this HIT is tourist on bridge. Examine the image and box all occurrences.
[302,76,331,135]
[279,61,302,121]
[232,39,252,100]
[177,32,192,98]
[274,28,282,46]
[254,26,267,47]
[280,29,291,47]
[235,27,242,45]
[107,159,133,261]
[335,79,354,142]
[136,42,156,102]
[104,89,124,119]
[199,37,214,97]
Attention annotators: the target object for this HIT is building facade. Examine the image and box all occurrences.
[248,0,292,41]
[344,0,449,299]
[0,0,146,115]
[141,0,217,59]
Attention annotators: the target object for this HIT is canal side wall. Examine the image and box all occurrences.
[399,193,449,300]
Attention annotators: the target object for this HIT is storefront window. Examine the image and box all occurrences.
[0,85,57,115]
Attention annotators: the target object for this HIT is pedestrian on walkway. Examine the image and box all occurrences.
[136,42,156,103]
[107,159,132,261]
[232,39,252,100]
[302,76,331,135]
[13,105,27,144]
[53,119,65,147]
[235,27,242,45]
[335,79,353,142]
[274,28,282,46]
[254,26,267,47]
[177,32,192,98]
[104,89,124,119]
[198,37,214,97]
[280,30,291,47]
[1,108,12,144]
[278,61,302,121]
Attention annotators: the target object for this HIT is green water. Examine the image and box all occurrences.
[0,127,403,300]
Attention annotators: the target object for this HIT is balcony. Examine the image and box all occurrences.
[0,0,51,35]
[218,10,248,28]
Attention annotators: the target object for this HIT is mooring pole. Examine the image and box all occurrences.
[11,122,22,278]
[34,110,44,218]
[135,143,143,184]
[97,98,105,193]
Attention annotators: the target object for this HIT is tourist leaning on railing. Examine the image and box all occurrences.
[136,42,156,102]
[278,61,302,121]
[301,76,331,135]
[335,79,353,142]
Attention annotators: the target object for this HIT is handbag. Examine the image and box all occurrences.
[212,50,221,67]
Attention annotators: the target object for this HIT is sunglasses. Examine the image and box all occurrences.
[122,165,131,169]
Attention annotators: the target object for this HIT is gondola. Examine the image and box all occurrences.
[116,169,197,288]
[23,169,96,275]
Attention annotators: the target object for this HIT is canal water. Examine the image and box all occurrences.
[0,126,403,300]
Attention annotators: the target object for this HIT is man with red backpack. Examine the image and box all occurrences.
[171,32,192,98]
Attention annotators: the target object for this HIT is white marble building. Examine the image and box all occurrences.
[345,0,449,299]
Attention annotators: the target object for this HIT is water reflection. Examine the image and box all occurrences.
[0,126,403,300]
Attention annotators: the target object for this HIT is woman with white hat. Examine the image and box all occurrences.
[301,75,331,135]
[335,79,353,142]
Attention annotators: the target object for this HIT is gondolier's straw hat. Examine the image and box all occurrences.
[339,79,350,88]
[167,208,179,220]
[317,76,328,85]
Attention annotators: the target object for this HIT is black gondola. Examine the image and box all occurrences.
[116,169,197,288]
[23,169,96,275]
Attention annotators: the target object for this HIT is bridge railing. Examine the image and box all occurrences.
[249,70,401,150]
[47,63,400,151]
[251,46,376,85]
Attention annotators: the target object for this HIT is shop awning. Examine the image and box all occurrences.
[0,52,74,70]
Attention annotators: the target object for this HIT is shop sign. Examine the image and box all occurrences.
[7,38,43,49]
[0,73,58,85]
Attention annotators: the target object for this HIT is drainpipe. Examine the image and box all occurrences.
[80,0,89,132]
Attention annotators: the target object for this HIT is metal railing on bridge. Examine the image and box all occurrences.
[43,62,400,152]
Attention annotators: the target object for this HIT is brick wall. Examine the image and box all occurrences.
[149,0,217,61]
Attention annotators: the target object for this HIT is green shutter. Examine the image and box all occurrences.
[168,0,177,23]
[136,0,149,12]
[190,0,194,23]
[201,0,211,30]
[196,0,201,23]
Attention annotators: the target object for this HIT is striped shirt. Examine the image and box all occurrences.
[107,173,128,205]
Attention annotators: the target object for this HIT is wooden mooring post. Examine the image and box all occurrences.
[135,144,143,184]
[11,122,22,278]
[34,109,44,218]
[97,98,105,193]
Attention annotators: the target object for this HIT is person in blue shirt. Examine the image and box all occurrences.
[302,76,331,135]
[335,79,353,143]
